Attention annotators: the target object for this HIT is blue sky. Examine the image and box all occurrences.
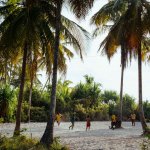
[40,1,150,101]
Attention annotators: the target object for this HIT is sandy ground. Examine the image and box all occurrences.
[0,121,150,150]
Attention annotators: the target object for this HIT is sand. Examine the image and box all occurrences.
[0,121,149,150]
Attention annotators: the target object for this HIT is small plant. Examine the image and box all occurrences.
[50,137,69,150]
[141,139,150,150]
[0,135,69,150]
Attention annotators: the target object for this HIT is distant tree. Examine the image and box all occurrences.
[101,90,119,104]
[71,75,102,108]
[122,94,136,120]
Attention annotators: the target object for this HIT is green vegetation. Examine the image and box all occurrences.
[0,85,17,122]
[0,135,69,150]
[0,75,150,123]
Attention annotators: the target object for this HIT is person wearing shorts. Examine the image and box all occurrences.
[86,115,91,131]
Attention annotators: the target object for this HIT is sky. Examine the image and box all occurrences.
[39,1,150,101]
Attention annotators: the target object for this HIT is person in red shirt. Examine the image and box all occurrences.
[86,115,91,131]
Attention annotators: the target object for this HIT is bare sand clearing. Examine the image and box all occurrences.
[0,122,150,150]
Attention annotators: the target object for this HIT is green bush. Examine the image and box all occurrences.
[75,104,86,121]
[21,101,29,122]
[24,88,50,110]
[94,104,109,121]
[0,135,37,150]
[50,137,69,150]
[30,107,48,122]
[0,85,17,122]
[0,118,4,123]
[75,103,109,121]
[0,135,69,150]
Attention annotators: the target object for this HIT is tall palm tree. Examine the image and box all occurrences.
[114,0,150,134]
[0,0,75,135]
[40,0,95,146]
[91,0,127,124]
[26,40,74,123]
[92,0,150,133]
[0,1,44,135]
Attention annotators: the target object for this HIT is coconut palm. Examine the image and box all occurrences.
[40,0,95,146]
[26,42,74,123]
[92,0,150,133]
[0,0,93,138]
[91,0,128,124]
[112,0,150,133]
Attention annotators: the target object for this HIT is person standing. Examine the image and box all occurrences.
[130,113,136,126]
[55,112,62,126]
[86,115,91,131]
[69,113,75,130]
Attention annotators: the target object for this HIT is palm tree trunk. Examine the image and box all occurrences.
[119,63,124,123]
[137,6,148,133]
[14,43,28,136]
[138,44,147,132]
[119,44,125,126]
[40,1,62,146]
[28,79,33,122]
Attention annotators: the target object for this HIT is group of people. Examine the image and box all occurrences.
[110,112,136,130]
[55,112,136,131]
[55,112,91,131]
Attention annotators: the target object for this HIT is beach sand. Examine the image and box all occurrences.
[0,121,149,150]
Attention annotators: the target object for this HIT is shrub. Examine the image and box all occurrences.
[50,137,69,150]
[0,118,4,123]
[0,135,37,150]
[30,107,48,122]
[141,139,150,150]
[75,104,86,121]
[0,135,69,150]
[0,85,17,122]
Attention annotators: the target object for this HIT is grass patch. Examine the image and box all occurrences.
[0,135,69,150]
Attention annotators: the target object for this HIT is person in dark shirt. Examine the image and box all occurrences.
[69,113,75,130]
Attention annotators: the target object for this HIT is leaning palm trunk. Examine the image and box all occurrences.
[40,1,62,146]
[14,43,28,136]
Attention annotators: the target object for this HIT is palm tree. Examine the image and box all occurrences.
[0,1,43,135]
[40,0,95,146]
[1,0,94,138]
[91,0,127,124]
[113,0,150,134]
[0,0,67,135]
[92,0,150,133]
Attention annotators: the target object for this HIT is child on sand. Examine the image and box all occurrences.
[86,115,91,131]
[110,114,116,130]
[69,113,75,130]
[130,113,136,126]
[55,112,62,126]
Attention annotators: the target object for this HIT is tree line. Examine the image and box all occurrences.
[1,75,150,123]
